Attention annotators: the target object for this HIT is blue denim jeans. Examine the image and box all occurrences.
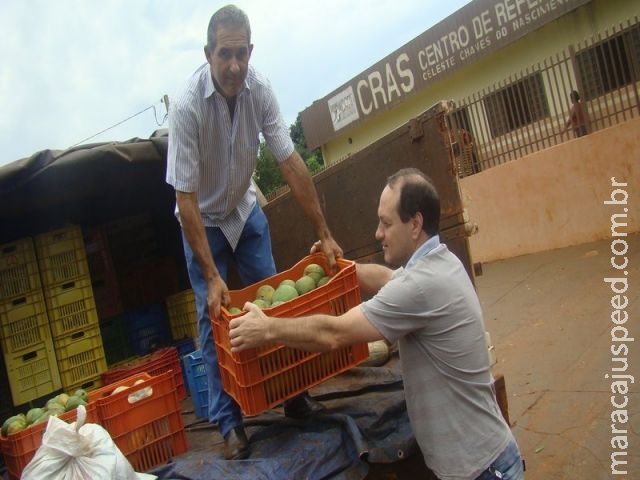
[475,439,524,479]
[182,202,276,438]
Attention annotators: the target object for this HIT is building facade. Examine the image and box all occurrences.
[301,0,639,174]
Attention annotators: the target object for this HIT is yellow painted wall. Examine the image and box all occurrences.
[460,117,640,263]
[323,0,637,165]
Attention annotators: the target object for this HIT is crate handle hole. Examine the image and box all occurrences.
[12,296,27,306]
[22,350,37,361]
[128,386,154,404]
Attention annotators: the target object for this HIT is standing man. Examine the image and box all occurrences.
[166,4,342,461]
[229,168,524,479]
[563,90,589,138]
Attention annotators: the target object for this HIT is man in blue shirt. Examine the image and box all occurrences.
[166,4,342,460]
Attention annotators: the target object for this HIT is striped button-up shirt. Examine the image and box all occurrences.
[166,63,294,249]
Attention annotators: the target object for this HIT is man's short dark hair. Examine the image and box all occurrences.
[387,168,440,236]
[207,4,251,51]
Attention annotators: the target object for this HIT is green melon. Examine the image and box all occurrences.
[304,263,326,284]
[252,298,270,309]
[65,395,87,412]
[2,415,25,437]
[255,284,275,303]
[295,275,316,295]
[26,408,45,425]
[272,284,299,303]
[74,388,89,403]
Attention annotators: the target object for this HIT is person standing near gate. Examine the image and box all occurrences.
[166,4,342,461]
[563,90,589,138]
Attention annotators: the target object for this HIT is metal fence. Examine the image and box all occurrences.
[264,16,640,200]
[448,16,640,177]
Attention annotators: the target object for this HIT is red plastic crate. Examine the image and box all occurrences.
[0,373,144,480]
[100,347,186,401]
[0,405,101,480]
[212,253,368,416]
[84,224,123,320]
[96,370,188,473]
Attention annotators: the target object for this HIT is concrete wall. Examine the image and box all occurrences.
[461,117,640,263]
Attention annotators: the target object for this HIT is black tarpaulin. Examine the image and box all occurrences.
[0,132,173,243]
[148,363,418,480]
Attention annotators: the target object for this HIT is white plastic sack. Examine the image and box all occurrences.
[21,404,156,480]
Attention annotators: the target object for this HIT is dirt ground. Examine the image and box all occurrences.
[477,233,639,479]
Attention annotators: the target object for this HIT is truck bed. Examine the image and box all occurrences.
[148,354,438,479]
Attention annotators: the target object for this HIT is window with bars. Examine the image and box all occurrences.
[483,73,550,137]
[576,24,640,100]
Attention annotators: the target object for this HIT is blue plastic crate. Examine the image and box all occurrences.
[173,337,196,358]
[125,303,171,356]
[100,314,134,366]
[173,337,196,390]
[183,350,208,419]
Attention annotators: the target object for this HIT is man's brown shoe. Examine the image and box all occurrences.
[223,426,249,460]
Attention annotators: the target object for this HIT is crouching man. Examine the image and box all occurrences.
[229,168,524,480]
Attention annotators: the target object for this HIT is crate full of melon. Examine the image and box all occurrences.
[212,253,369,416]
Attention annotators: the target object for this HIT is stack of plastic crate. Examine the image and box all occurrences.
[83,226,122,321]
[82,226,133,366]
[0,237,61,406]
[98,313,134,366]
[105,214,179,311]
[125,303,172,357]
[35,225,107,392]
[100,346,187,401]
[0,371,188,480]
[95,371,188,472]
[183,350,208,418]
[166,289,199,347]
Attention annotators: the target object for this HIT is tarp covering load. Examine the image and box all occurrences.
[149,362,417,480]
[0,133,171,243]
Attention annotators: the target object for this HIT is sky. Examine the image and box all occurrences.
[0,0,472,167]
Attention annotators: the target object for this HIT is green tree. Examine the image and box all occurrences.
[290,113,324,167]
[254,114,324,197]
[305,154,322,175]
[254,142,284,196]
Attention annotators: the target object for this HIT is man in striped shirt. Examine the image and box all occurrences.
[166,5,342,461]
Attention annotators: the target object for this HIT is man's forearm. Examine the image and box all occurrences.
[356,263,393,298]
[176,192,219,282]
[279,153,331,240]
[266,314,338,352]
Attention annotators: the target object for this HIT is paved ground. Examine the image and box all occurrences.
[176,234,639,479]
[477,234,639,479]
